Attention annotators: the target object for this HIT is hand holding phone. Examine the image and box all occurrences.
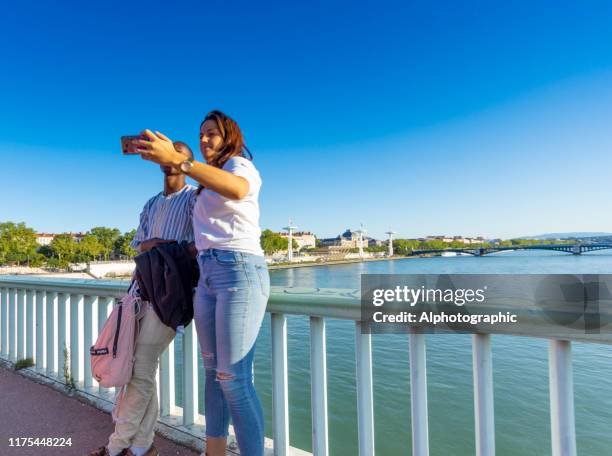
[121,130,179,166]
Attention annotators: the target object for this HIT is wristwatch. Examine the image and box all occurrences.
[179,157,194,174]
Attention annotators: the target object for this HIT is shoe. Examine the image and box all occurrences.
[126,445,158,456]
[85,448,128,456]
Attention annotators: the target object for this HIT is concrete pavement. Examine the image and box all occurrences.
[0,366,199,456]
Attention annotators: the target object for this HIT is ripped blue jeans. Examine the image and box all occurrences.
[194,249,269,456]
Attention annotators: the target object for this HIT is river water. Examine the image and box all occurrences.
[174,250,612,455]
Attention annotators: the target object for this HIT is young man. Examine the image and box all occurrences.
[87,141,198,456]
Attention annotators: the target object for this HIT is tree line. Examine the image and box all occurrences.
[392,238,574,255]
[0,222,136,268]
[0,222,299,268]
[260,229,298,255]
[1,221,577,267]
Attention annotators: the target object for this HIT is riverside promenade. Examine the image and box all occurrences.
[0,364,199,456]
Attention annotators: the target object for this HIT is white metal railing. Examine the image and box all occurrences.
[0,275,592,456]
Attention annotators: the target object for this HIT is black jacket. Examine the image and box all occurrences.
[134,241,199,330]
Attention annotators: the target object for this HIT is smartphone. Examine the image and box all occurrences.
[121,135,143,155]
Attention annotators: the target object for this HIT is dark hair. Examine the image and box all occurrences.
[197,110,253,195]
[173,141,194,158]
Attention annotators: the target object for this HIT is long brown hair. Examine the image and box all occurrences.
[197,110,252,195]
[201,110,252,169]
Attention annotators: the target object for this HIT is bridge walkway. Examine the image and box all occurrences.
[0,365,199,456]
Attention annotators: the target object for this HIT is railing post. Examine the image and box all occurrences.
[70,294,85,385]
[35,290,46,371]
[472,334,495,456]
[1,287,8,358]
[355,322,375,456]
[310,316,329,456]
[182,323,199,425]
[57,293,70,382]
[17,288,26,360]
[549,340,577,456]
[9,288,17,361]
[156,360,161,410]
[409,330,429,456]
[83,295,98,389]
[271,313,289,456]
[26,289,35,361]
[159,340,176,416]
[46,292,58,376]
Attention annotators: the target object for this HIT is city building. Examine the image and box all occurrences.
[366,238,385,247]
[279,231,317,250]
[320,228,359,249]
[319,229,381,249]
[35,232,87,245]
[36,233,55,246]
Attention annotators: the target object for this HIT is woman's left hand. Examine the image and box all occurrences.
[131,130,184,167]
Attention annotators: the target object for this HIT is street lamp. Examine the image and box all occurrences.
[386,229,396,256]
[283,221,298,262]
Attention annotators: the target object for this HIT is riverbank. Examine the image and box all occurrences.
[268,255,413,270]
[0,255,421,278]
[0,255,433,280]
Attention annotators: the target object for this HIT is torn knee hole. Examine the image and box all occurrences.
[202,352,215,360]
[216,372,234,381]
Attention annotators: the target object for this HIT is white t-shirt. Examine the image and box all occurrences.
[193,156,264,256]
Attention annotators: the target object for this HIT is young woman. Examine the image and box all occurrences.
[132,111,269,456]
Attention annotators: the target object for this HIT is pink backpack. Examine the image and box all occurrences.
[90,287,144,388]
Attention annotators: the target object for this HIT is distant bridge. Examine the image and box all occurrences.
[412,243,612,256]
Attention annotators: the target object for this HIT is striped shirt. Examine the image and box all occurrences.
[130,184,197,250]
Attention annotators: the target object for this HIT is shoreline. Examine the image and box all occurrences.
[268,255,415,270]
[0,255,431,279]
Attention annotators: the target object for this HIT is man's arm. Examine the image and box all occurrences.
[185,190,197,258]
[130,200,150,251]
[138,238,174,253]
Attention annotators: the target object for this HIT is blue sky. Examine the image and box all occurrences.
[2,1,612,239]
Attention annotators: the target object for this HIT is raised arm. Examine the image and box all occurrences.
[178,161,249,200]
[132,130,249,200]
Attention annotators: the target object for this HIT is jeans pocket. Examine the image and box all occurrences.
[255,264,270,298]
[214,251,244,265]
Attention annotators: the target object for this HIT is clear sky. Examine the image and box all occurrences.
[2,1,612,240]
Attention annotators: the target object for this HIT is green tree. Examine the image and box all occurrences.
[393,239,419,255]
[89,227,121,260]
[425,239,447,250]
[114,229,138,259]
[38,244,54,259]
[0,222,41,266]
[260,229,293,255]
[75,234,103,262]
[49,234,77,268]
